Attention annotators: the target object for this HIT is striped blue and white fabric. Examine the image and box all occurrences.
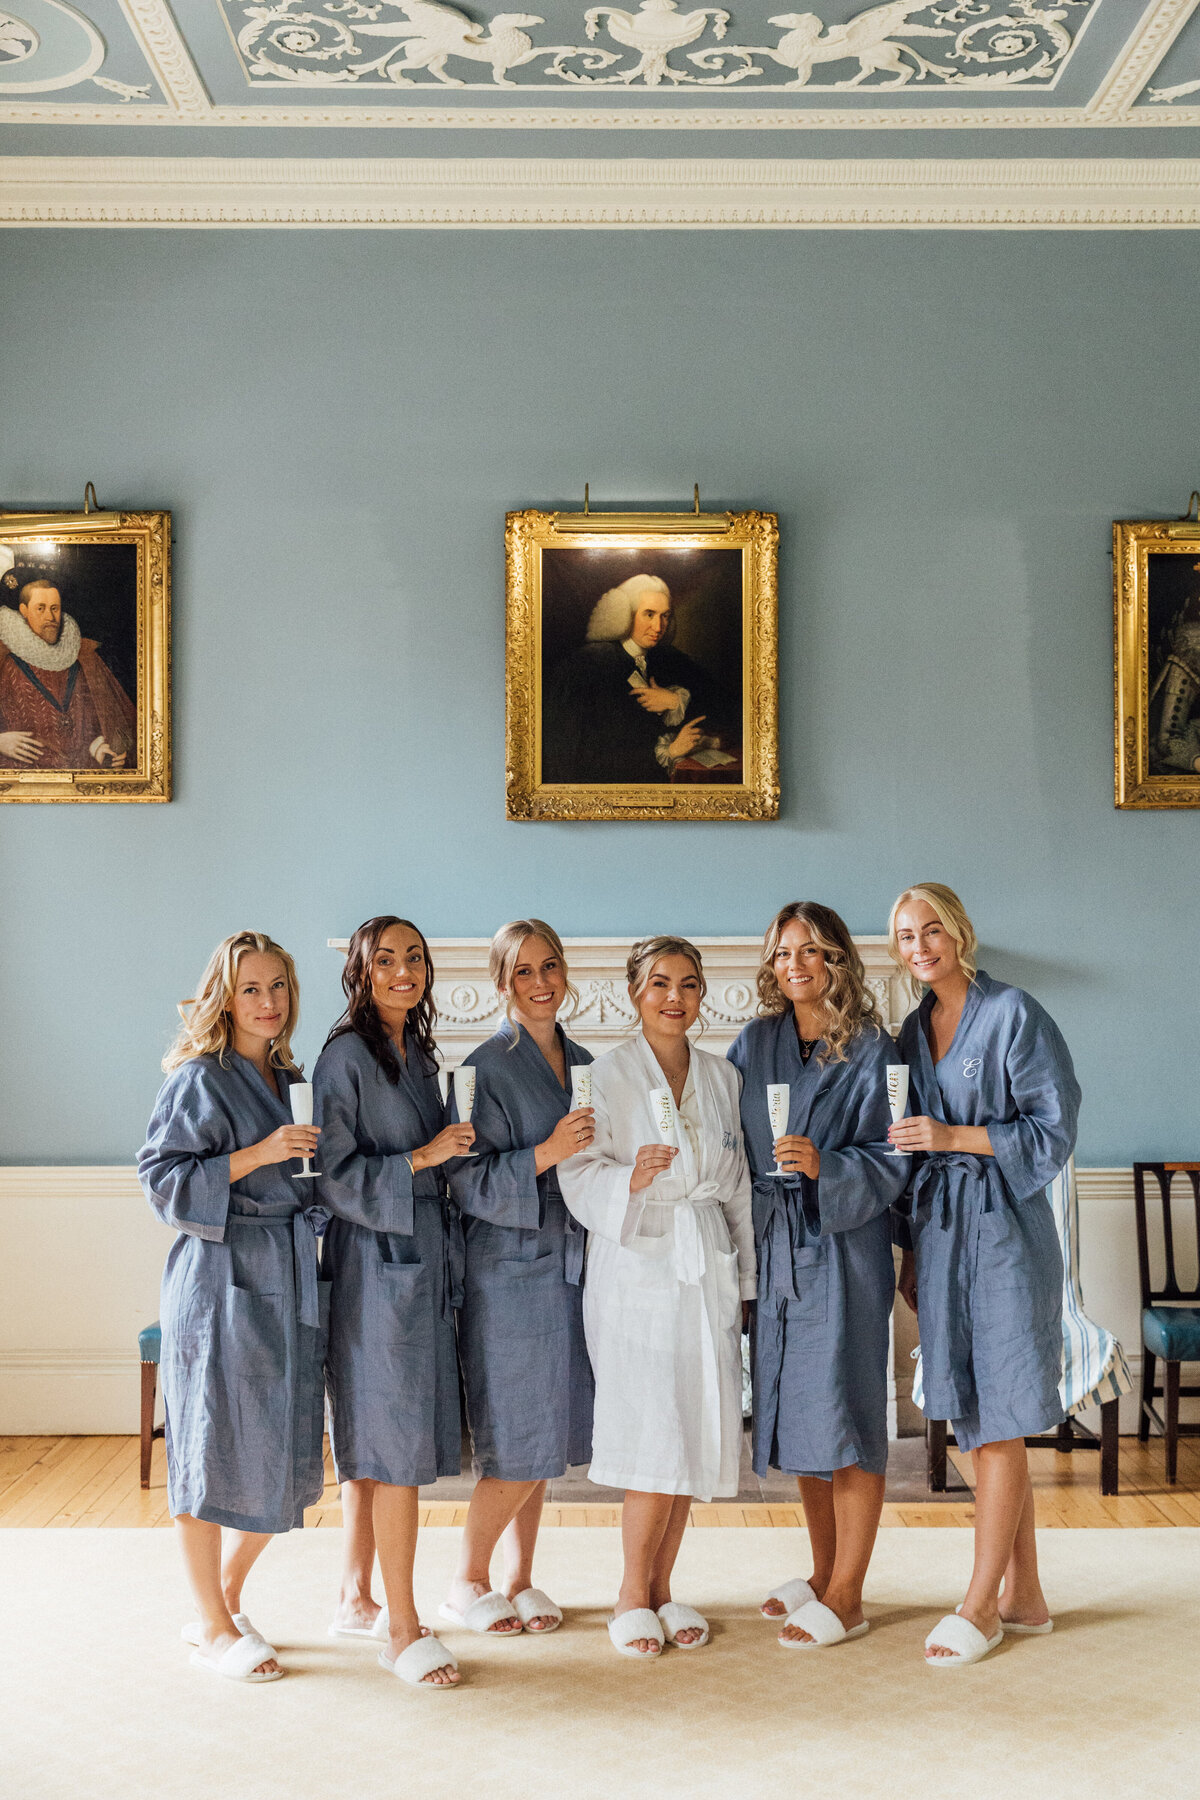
[911,1158,1131,1419]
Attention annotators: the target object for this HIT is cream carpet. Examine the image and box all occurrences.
[2,1528,1195,1800]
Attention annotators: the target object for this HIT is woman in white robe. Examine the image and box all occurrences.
[559,936,756,1659]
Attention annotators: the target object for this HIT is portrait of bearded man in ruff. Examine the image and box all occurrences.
[0,544,135,772]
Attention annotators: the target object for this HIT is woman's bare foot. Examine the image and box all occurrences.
[505,1582,556,1632]
[998,1578,1050,1630]
[198,1624,281,1678]
[761,1575,825,1619]
[612,1600,661,1655]
[445,1576,522,1634]
[387,1621,459,1686]
[331,1594,383,1633]
[649,1589,702,1647]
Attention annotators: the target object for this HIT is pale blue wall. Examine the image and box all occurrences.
[2,229,1197,1163]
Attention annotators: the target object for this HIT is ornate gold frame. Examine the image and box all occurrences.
[0,510,170,805]
[505,507,778,822]
[1114,517,1200,809]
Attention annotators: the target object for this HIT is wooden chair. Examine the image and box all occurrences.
[139,1321,164,1489]
[1133,1163,1200,1484]
[920,1158,1131,1496]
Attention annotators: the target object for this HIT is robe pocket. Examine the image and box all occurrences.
[376,1259,433,1345]
[479,1250,564,1339]
[787,1251,828,1324]
[224,1287,286,1383]
[714,1248,741,1331]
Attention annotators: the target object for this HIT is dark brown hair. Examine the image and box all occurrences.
[325,915,438,1084]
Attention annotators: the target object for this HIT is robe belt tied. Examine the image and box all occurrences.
[562,1214,585,1286]
[440,1189,465,1319]
[752,1176,815,1301]
[226,1211,322,1329]
[668,1187,722,1285]
[909,1153,1003,1229]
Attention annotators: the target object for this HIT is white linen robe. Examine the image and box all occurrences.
[558,1035,756,1501]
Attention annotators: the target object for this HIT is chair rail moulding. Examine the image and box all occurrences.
[5,157,1200,227]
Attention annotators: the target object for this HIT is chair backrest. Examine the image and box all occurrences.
[1132,1164,1200,1310]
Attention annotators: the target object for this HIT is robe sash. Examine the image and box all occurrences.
[227,1210,322,1329]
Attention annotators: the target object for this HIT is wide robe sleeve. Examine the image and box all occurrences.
[138,1064,233,1242]
[810,1045,910,1235]
[447,1063,540,1231]
[986,996,1081,1200]
[314,1047,417,1236]
[558,1060,640,1246]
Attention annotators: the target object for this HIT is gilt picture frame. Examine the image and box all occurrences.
[0,509,170,804]
[505,507,778,822]
[1114,517,1200,809]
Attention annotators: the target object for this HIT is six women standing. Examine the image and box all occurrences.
[140,890,1081,1684]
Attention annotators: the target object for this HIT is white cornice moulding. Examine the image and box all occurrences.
[3,156,1200,227]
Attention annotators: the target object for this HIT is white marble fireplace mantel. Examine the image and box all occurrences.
[327,934,915,1064]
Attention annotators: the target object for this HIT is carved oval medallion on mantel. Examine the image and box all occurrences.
[328,934,915,1065]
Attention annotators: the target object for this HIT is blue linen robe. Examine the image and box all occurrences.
[897,971,1081,1452]
[446,1019,595,1480]
[138,1053,328,1534]
[728,1014,909,1479]
[314,1028,464,1487]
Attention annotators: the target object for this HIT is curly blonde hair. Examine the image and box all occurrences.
[756,901,880,1065]
[489,918,579,1044]
[163,931,301,1074]
[887,883,978,985]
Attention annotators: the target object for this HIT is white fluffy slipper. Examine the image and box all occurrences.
[778,1599,868,1649]
[925,1613,1004,1666]
[761,1577,816,1619]
[511,1588,563,1632]
[329,1607,390,1641]
[656,1602,709,1649]
[189,1633,282,1684]
[379,1636,459,1688]
[607,1609,664,1660]
[438,1591,523,1635]
[1002,1618,1054,1636]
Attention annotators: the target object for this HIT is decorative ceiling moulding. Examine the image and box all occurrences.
[1,0,1200,127]
[4,154,1200,225]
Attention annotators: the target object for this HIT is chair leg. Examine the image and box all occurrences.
[926,1418,947,1493]
[1139,1351,1155,1442]
[1164,1361,1180,1487]
[1099,1398,1119,1497]
[140,1362,157,1490]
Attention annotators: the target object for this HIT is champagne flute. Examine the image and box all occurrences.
[569,1066,592,1112]
[289,1081,317,1179]
[886,1063,910,1156]
[453,1064,478,1156]
[648,1085,680,1187]
[767,1082,789,1178]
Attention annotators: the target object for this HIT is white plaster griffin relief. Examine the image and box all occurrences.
[227,0,1098,90]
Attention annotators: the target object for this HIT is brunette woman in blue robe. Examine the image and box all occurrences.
[138,931,325,1684]
[888,883,1080,1667]
[728,902,909,1651]
[314,916,474,1689]
[441,920,596,1637]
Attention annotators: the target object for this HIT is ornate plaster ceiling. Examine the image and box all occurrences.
[2,0,1200,130]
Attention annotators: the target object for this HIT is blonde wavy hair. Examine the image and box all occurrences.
[490,919,579,1044]
[887,883,979,986]
[163,931,301,1074]
[626,935,707,1033]
[756,901,880,1065]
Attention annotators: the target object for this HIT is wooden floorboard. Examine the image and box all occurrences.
[2,1435,1198,1527]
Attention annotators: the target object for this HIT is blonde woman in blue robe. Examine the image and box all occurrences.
[559,937,756,1660]
[889,883,1080,1667]
[138,932,325,1685]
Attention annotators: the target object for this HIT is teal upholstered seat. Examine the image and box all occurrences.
[1143,1307,1200,1363]
[138,1321,162,1363]
[139,1322,163,1487]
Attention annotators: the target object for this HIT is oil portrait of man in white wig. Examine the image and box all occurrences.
[541,550,742,787]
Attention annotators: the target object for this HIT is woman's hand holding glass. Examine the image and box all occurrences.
[772,1134,820,1178]
[538,1107,595,1170]
[412,1122,476,1170]
[629,1142,678,1194]
[233,1123,321,1179]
